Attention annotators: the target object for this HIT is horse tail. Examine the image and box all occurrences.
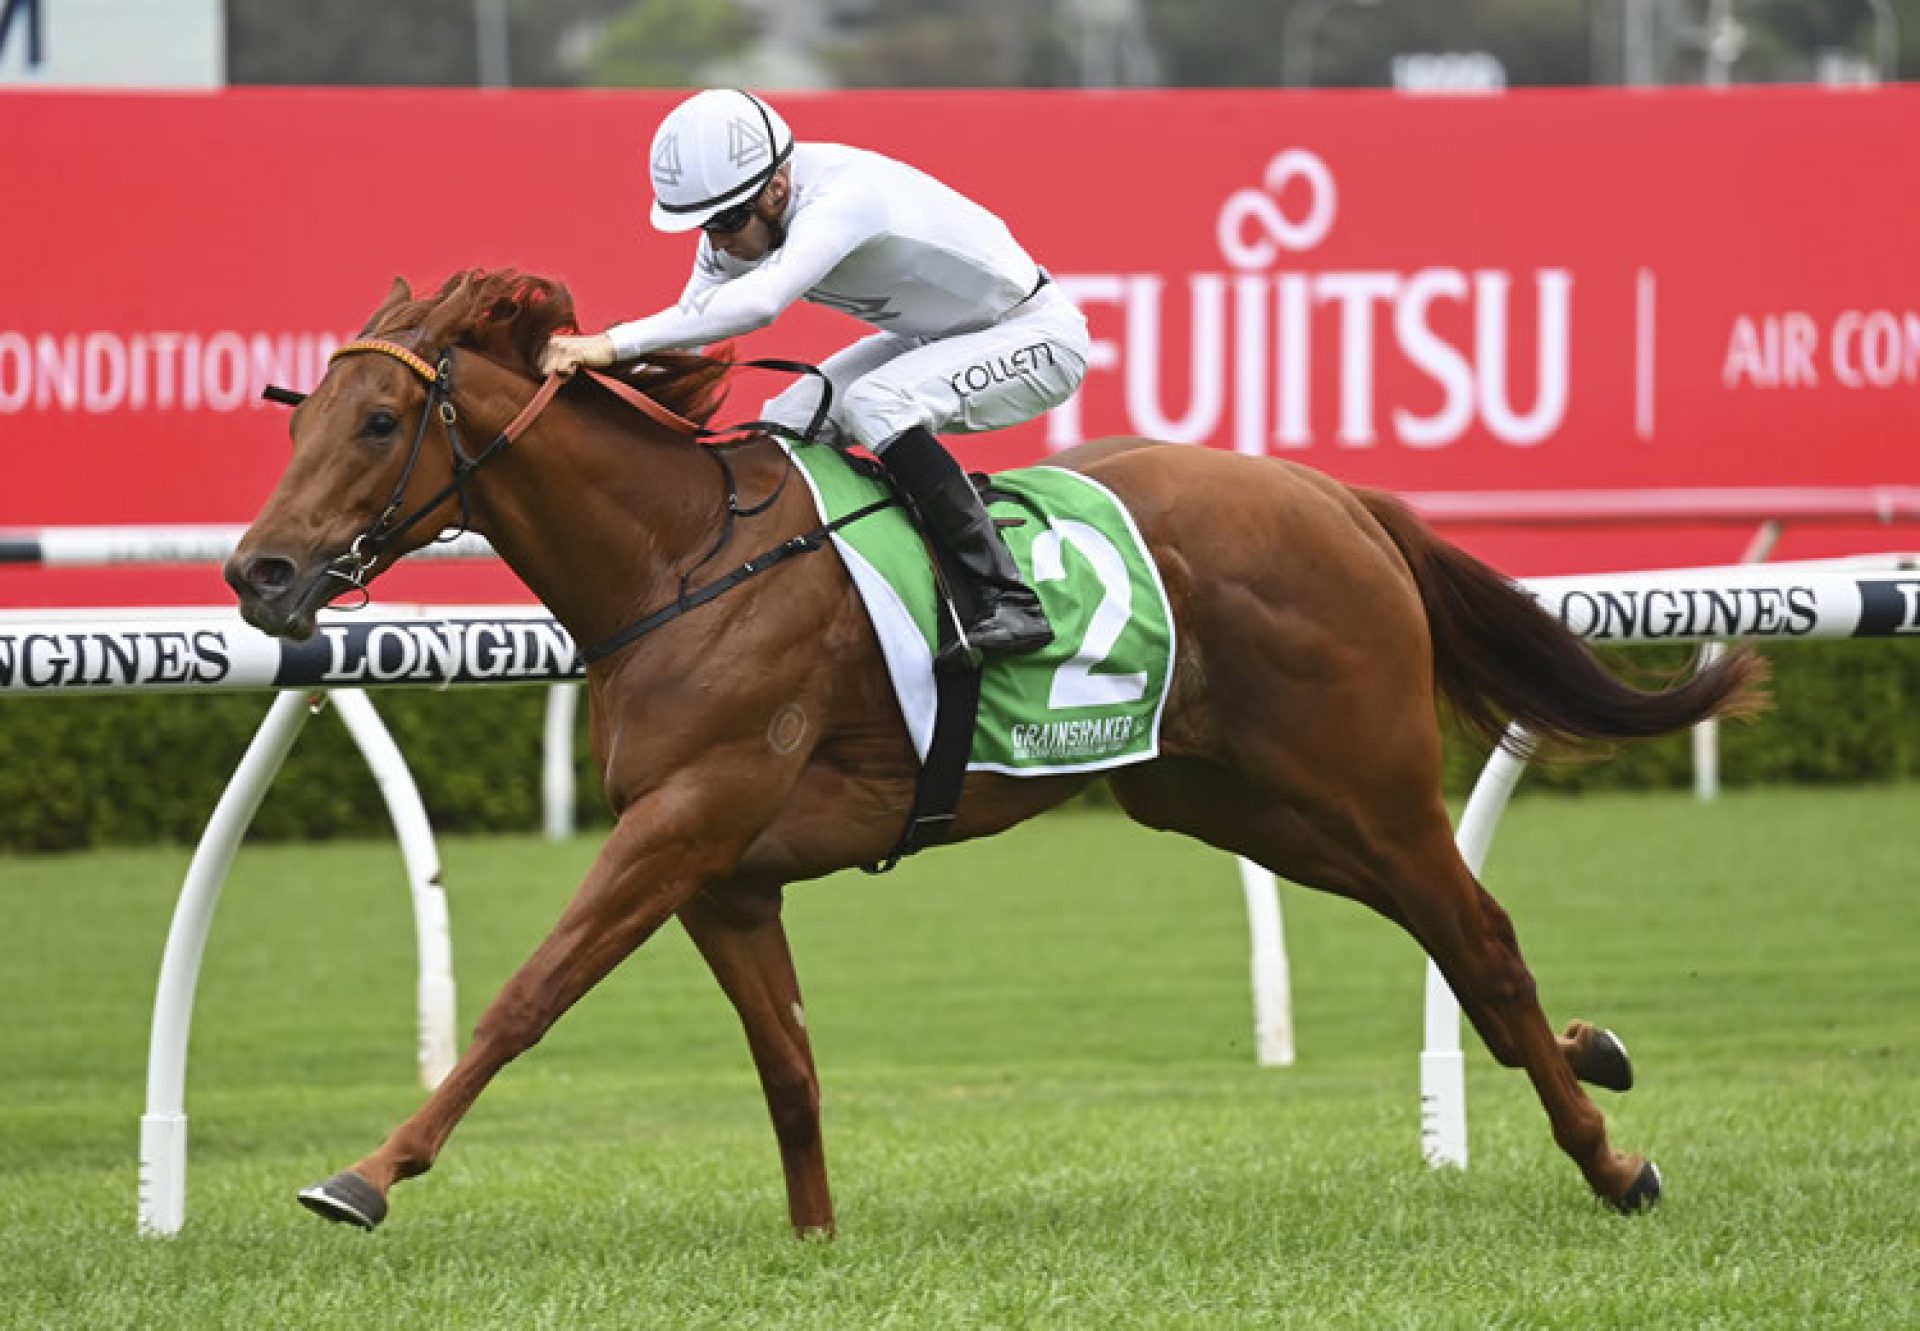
[1353,487,1769,751]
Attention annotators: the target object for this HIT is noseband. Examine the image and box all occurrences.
[320,339,564,597]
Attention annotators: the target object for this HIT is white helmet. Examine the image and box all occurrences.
[647,89,795,234]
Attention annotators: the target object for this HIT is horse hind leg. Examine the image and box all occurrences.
[1111,761,1630,1092]
[1110,758,1659,1212]
[1423,897,1636,1094]
[1382,831,1662,1211]
[678,884,834,1236]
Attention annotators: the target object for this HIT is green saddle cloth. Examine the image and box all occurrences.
[785,445,1175,775]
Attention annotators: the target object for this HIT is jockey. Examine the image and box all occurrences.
[540,88,1090,658]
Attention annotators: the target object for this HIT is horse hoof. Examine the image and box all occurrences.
[1586,1027,1635,1092]
[1613,1159,1663,1215]
[297,1172,388,1230]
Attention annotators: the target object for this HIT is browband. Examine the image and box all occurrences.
[329,339,440,384]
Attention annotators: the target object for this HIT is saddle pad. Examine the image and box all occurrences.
[784,445,1175,776]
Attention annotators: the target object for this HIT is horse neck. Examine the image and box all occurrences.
[458,367,730,651]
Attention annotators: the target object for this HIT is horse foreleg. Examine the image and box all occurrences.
[297,802,719,1230]
[679,885,834,1236]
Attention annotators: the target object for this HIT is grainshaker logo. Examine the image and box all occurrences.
[1008,716,1137,764]
[1047,147,1573,456]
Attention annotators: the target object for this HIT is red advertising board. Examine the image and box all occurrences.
[2,86,1914,606]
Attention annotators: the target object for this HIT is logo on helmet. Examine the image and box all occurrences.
[726,116,770,170]
[651,131,684,187]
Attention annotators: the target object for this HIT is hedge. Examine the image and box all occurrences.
[1,639,1914,853]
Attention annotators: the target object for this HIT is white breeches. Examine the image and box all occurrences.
[758,282,1090,454]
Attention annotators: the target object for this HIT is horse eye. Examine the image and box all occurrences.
[364,409,400,439]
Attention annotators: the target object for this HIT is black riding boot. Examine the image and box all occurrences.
[877,426,1054,657]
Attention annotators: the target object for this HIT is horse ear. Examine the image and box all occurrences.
[420,270,482,349]
[358,276,415,336]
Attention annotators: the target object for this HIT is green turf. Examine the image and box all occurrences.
[1,787,1916,1328]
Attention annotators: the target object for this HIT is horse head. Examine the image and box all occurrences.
[225,269,578,638]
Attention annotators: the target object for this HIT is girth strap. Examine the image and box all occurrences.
[862,633,982,874]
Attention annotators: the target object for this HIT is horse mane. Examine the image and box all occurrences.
[367,267,732,428]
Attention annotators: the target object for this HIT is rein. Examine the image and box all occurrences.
[289,338,894,660]
[566,355,896,663]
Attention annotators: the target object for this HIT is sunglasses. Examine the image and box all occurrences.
[701,200,757,236]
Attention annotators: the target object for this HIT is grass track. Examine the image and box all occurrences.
[2,786,1916,1328]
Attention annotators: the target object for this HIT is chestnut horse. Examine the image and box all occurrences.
[228,270,1761,1232]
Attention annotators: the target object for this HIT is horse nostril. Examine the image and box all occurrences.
[240,554,298,596]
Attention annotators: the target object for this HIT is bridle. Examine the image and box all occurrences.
[319,338,566,599]
[316,337,815,594]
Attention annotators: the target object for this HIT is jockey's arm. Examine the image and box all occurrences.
[538,257,725,374]
[601,192,877,362]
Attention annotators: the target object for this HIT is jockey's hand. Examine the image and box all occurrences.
[539,333,617,378]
